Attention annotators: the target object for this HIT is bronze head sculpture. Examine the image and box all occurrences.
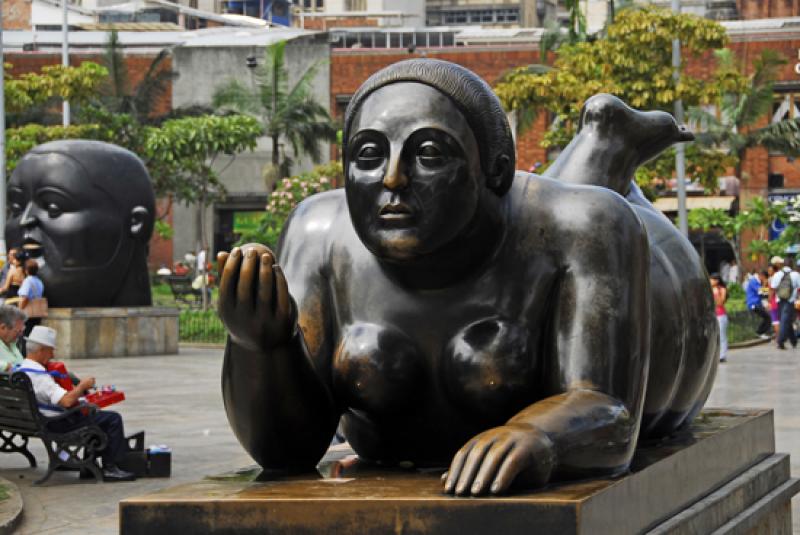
[217,59,718,496]
[6,140,155,307]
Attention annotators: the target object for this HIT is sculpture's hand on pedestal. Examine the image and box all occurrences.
[443,423,556,496]
[217,243,294,352]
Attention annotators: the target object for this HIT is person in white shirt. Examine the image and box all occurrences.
[769,256,800,350]
[19,326,135,481]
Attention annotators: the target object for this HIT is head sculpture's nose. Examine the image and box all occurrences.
[19,202,38,228]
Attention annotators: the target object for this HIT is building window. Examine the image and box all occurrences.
[345,0,364,11]
[442,7,519,25]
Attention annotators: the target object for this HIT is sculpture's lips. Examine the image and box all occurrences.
[379,202,414,225]
[22,238,43,257]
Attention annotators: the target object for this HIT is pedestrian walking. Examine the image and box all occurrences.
[769,256,800,350]
[746,270,772,339]
[711,273,728,362]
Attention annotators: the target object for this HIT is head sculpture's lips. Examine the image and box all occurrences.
[379,202,415,225]
[22,237,43,257]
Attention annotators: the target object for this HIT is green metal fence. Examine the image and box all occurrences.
[727,310,762,345]
[179,309,226,344]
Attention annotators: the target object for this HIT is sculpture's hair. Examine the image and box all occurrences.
[343,59,516,195]
[0,305,26,328]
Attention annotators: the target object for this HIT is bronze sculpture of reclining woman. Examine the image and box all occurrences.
[217,59,718,496]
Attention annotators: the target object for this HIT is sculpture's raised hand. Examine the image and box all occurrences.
[443,423,556,496]
[217,243,294,352]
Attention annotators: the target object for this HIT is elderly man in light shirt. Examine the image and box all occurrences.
[0,305,26,371]
[19,326,135,482]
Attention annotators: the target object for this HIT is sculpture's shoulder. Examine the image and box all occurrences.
[511,172,645,240]
[277,189,350,267]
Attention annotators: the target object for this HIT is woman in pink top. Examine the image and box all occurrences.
[710,273,728,362]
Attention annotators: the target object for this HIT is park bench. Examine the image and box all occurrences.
[0,371,107,484]
[165,274,202,306]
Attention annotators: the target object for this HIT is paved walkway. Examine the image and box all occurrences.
[0,342,798,534]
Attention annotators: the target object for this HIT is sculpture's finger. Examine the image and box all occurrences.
[236,248,259,309]
[216,251,229,275]
[444,440,474,494]
[274,265,291,324]
[491,447,525,495]
[455,438,494,496]
[256,253,275,319]
[471,439,514,496]
[219,248,241,318]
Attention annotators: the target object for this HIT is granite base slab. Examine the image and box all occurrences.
[43,307,179,358]
[120,409,797,534]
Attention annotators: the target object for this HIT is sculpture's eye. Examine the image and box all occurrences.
[417,141,447,168]
[356,143,384,170]
[37,188,75,219]
[8,202,23,217]
[46,203,62,219]
[8,188,25,217]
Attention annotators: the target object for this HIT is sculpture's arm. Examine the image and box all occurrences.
[219,197,342,472]
[445,190,650,495]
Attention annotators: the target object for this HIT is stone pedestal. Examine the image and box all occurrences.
[43,307,179,358]
[119,409,799,534]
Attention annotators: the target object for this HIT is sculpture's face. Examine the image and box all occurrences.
[6,152,134,305]
[346,83,482,261]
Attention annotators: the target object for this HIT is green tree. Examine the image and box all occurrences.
[495,6,743,192]
[688,197,789,268]
[5,62,108,126]
[212,40,337,182]
[145,114,261,308]
[92,30,176,124]
[688,49,800,182]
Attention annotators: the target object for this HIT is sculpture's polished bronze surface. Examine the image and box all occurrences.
[217,59,717,496]
[6,140,155,307]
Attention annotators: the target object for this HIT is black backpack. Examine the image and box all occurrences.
[777,271,794,301]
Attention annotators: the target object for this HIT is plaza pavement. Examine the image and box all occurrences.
[0,341,799,534]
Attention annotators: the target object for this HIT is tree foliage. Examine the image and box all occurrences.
[212,40,337,180]
[688,197,790,266]
[5,62,108,125]
[496,7,736,147]
[144,114,262,204]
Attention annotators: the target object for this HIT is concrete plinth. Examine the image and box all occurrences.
[43,307,179,358]
[119,409,799,535]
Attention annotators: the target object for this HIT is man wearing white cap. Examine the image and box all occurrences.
[18,326,135,481]
[769,257,800,350]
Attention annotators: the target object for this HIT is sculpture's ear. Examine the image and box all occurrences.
[486,154,512,194]
[129,206,152,240]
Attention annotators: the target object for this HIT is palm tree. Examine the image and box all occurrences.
[98,29,176,124]
[688,48,800,181]
[212,40,337,181]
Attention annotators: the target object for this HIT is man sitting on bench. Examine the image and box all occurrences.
[19,326,136,482]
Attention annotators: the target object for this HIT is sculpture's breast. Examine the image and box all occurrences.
[441,317,540,421]
[332,323,426,415]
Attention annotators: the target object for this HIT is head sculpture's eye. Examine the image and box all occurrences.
[46,203,62,219]
[355,143,384,170]
[37,189,75,219]
[8,203,23,217]
[417,141,447,168]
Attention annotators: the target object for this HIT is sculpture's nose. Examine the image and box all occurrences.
[19,202,38,228]
[383,152,409,191]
